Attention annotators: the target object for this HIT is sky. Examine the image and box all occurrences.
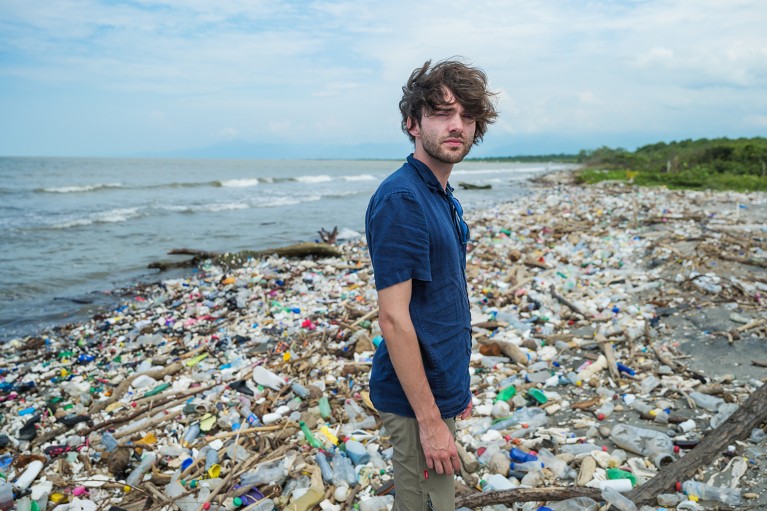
[1,0,766,159]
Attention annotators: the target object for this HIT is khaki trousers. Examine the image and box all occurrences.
[379,412,457,511]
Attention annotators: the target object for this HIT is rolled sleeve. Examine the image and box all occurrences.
[367,191,431,290]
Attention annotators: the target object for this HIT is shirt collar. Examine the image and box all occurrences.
[406,154,454,195]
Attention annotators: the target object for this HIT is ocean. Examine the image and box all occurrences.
[0,157,569,341]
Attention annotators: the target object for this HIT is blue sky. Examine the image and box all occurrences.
[1,0,765,158]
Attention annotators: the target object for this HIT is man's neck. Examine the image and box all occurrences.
[413,148,453,191]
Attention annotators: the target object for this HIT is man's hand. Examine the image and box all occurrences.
[458,399,473,420]
[419,419,461,475]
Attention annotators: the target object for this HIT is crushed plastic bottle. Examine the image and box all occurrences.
[610,424,674,468]
[682,480,742,506]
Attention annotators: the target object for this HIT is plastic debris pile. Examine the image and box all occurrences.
[1,178,765,511]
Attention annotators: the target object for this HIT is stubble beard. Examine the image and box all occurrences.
[421,131,472,165]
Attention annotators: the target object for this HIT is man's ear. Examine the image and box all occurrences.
[406,117,420,138]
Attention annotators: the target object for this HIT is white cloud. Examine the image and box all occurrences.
[1,0,766,156]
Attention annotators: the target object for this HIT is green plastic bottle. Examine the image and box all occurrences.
[527,388,548,404]
[299,421,322,448]
[318,396,331,419]
[494,385,517,403]
[606,468,637,487]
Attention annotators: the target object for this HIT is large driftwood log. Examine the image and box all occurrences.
[148,242,342,271]
[455,487,601,508]
[627,381,767,505]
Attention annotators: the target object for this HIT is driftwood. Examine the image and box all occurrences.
[148,242,342,271]
[458,182,492,190]
[626,380,767,505]
[455,487,601,508]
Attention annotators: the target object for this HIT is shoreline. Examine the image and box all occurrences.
[1,175,766,510]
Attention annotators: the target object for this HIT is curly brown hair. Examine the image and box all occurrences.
[399,58,498,146]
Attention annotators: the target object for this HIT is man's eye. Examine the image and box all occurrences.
[434,111,450,117]
[462,115,476,122]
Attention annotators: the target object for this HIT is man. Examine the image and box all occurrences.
[365,59,498,510]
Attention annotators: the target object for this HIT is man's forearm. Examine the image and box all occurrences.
[381,321,442,425]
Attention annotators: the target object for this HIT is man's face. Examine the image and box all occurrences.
[411,89,476,165]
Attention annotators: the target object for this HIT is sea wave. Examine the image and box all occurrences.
[342,174,376,181]
[52,208,141,229]
[258,194,322,207]
[39,183,123,193]
[161,202,250,213]
[294,175,332,184]
[217,179,261,188]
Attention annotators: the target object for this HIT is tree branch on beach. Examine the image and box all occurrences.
[147,242,342,271]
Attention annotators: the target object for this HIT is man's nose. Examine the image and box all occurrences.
[447,112,464,132]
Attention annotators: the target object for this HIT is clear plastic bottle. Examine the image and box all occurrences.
[126,453,156,487]
[331,450,357,487]
[101,431,118,452]
[688,392,724,412]
[595,401,614,420]
[490,407,548,431]
[182,423,200,447]
[544,497,599,511]
[240,458,289,486]
[358,495,394,511]
[600,486,637,511]
[318,396,331,419]
[314,452,333,482]
[0,481,14,511]
[609,424,673,468]
[537,448,576,479]
[483,473,517,490]
[682,480,742,506]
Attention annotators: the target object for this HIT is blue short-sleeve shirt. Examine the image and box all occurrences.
[365,154,472,419]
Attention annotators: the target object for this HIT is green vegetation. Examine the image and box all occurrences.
[575,137,767,191]
[470,153,580,163]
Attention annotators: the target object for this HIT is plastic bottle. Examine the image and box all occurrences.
[527,388,548,404]
[510,448,538,463]
[688,392,724,412]
[252,366,285,390]
[490,407,548,431]
[0,481,14,511]
[314,452,333,482]
[606,468,637,487]
[495,385,517,403]
[609,424,674,468]
[544,497,599,511]
[639,375,660,394]
[240,458,289,486]
[293,421,318,449]
[101,431,118,452]
[595,401,614,421]
[241,405,261,427]
[183,423,200,446]
[126,453,156,487]
[344,439,370,466]
[318,396,331,419]
[520,469,543,488]
[331,450,357,487]
[290,382,310,399]
[482,473,517,491]
[14,460,44,491]
[537,448,575,479]
[600,486,637,511]
[358,495,394,511]
[366,444,387,471]
[511,460,544,473]
[681,480,742,506]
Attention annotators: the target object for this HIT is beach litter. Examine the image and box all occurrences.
[1,175,766,511]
